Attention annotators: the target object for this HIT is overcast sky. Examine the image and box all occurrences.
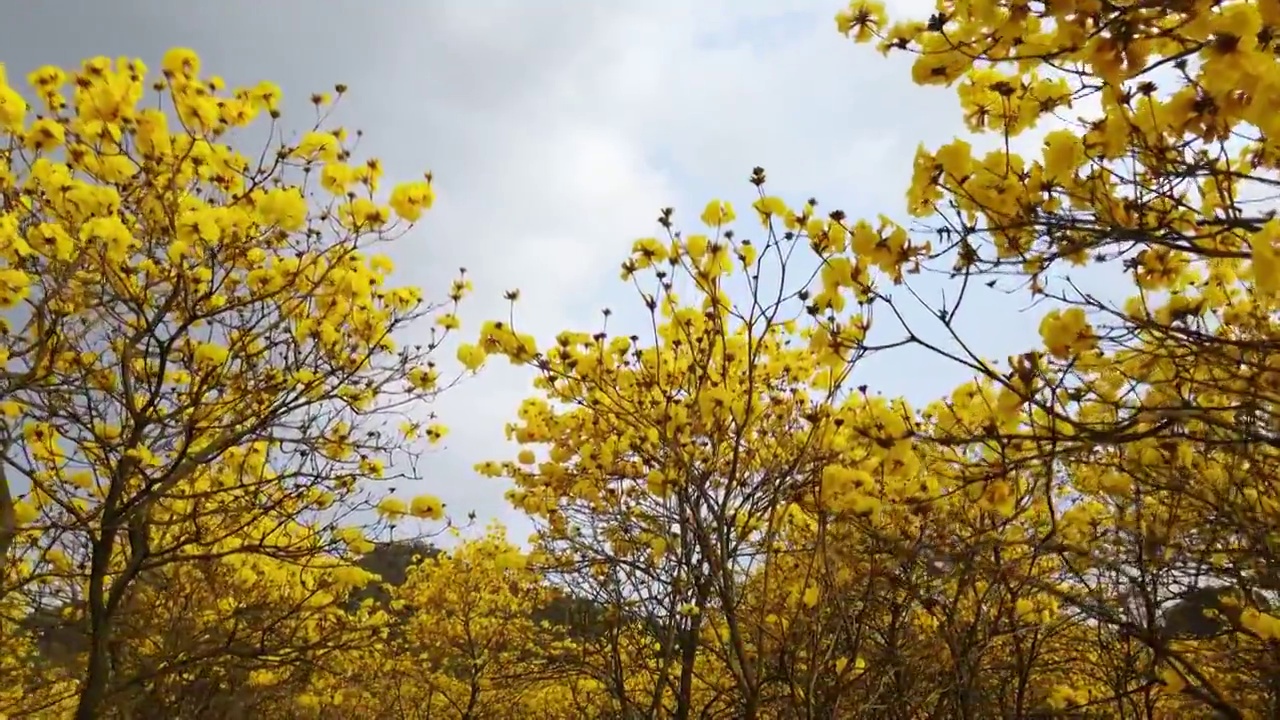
[1,0,1119,543]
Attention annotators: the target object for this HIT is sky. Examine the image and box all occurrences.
[0,0,1121,543]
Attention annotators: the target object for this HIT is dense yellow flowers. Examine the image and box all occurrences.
[0,49,464,718]
[452,0,1280,715]
[7,0,1280,716]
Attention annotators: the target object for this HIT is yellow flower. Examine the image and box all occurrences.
[0,66,28,132]
[457,343,487,371]
[13,500,38,525]
[409,494,444,520]
[292,131,340,163]
[338,198,389,229]
[193,342,229,367]
[27,65,66,90]
[699,200,735,228]
[376,496,408,518]
[425,424,448,443]
[835,0,887,43]
[256,187,308,232]
[389,180,434,222]
[249,80,282,111]
[319,162,355,194]
[360,457,385,478]
[24,118,64,152]
[161,47,201,78]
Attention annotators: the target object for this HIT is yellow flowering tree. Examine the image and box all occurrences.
[467,168,946,718]
[382,525,556,717]
[308,525,594,720]
[831,0,1280,714]
[0,50,461,719]
[75,548,392,718]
